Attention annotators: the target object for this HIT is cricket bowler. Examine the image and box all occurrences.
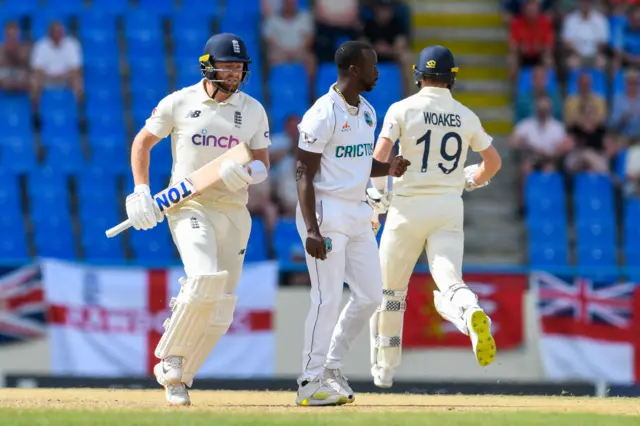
[367,45,503,388]
[123,33,271,405]
[294,41,410,406]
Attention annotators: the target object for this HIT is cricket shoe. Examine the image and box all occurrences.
[466,309,496,367]
[371,365,393,389]
[296,376,348,406]
[164,383,191,406]
[324,368,355,403]
[154,355,184,386]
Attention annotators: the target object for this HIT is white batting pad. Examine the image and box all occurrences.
[433,289,469,336]
[155,272,228,359]
[181,293,238,387]
[371,288,407,370]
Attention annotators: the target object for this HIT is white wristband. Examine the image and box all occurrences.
[247,160,268,184]
[371,176,388,193]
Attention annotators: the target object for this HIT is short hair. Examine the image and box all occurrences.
[335,41,373,71]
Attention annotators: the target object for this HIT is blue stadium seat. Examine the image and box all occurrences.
[178,0,219,17]
[221,0,260,21]
[175,61,203,87]
[124,11,162,42]
[129,58,169,92]
[613,70,627,95]
[524,171,566,217]
[40,88,78,116]
[84,58,121,90]
[0,172,21,215]
[269,64,308,123]
[77,9,118,33]
[130,224,175,262]
[243,76,264,103]
[89,0,130,15]
[124,172,168,195]
[88,137,128,173]
[575,219,617,248]
[527,219,568,247]
[81,34,119,59]
[0,94,33,141]
[573,173,614,222]
[43,0,86,15]
[245,217,268,262]
[624,198,640,224]
[0,0,38,17]
[87,114,127,140]
[126,37,166,59]
[529,243,569,267]
[85,90,124,121]
[43,137,85,173]
[136,0,175,15]
[273,218,304,263]
[131,86,168,114]
[0,218,28,259]
[566,69,607,97]
[34,225,76,259]
[576,245,617,267]
[1,137,37,173]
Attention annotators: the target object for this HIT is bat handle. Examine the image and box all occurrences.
[105,219,132,238]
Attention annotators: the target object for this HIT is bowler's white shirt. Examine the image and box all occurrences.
[298,85,377,202]
[145,79,271,208]
[380,86,492,197]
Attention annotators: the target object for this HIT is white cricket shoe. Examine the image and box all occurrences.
[466,309,497,367]
[371,365,394,389]
[295,376,348,406]
[324,368,355,403]
[154,355,183,386]
[164,383,191,406]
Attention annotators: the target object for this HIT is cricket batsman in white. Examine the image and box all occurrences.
[295,41,410,406]
[123,33,271,405]
[367,45,503,388]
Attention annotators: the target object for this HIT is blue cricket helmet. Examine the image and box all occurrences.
[199,33,251,94]
[413,45,458,89]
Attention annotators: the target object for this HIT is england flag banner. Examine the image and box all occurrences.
[42,259,277,378]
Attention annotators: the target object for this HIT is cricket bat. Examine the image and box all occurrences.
[105,142,254,238]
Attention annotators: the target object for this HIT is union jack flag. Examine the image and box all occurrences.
[532,271,636,342]
[0,264,46,344]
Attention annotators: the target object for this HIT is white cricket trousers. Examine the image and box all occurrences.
[296,197,383,379]
[167,204,252,294]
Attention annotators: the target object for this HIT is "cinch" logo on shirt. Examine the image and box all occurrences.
[191,129,239,148]
[335,143,373,158]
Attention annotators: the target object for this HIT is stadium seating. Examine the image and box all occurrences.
[245,217,268,262]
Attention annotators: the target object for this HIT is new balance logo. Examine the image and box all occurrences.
[186,110,201,118]
[341,121,351,132]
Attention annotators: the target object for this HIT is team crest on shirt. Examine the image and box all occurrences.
[323,237,332,254]
[364,111,373,127]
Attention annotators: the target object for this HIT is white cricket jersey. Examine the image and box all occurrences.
[298,85,377,202]
[145,79,271,209]
[379,86,493,197]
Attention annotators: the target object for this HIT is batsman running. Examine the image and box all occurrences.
[123,33,271,405]
[367,45,503,388]
[295,41,410,406]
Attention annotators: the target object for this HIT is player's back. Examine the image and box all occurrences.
[385,86,490,197]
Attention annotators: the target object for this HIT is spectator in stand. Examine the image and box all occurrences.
[613,5,640,70]
[510,96,573,177]
[564,71,607,126]
[262,0,317,83]
[565,100,614,172]
[502,0,554,24]
[623,138,640,196]
[561,0,609,70]
[313,0,361,63]
[361,0,412,94]
[508,0,555,79]
[0,21,30,92]
[30,21,83,102]
[269,113,300,167]
[610,69,640,142]
[515,65,562,122]
[270,115,299,217]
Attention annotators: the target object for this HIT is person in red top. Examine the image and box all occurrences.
[508,0,554,79]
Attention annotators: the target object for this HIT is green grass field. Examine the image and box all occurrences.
[0,389,638,425]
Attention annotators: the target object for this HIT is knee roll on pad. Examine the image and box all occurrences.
[434,282,478,336]
[181,293,238,387]
[155,271,229,360]
[370,288,407,369]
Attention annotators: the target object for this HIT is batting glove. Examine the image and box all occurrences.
[464,164,490,192]
[125,184,164,231]
[220,159,253,192]
[366,187,391,214]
